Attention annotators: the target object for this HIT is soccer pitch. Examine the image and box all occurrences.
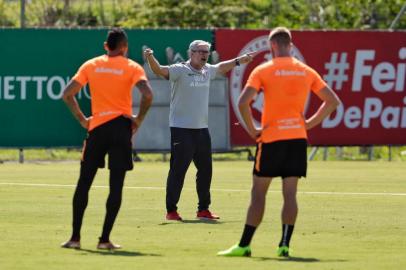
[0,161,405,270]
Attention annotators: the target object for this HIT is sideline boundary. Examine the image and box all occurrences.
[1,182,405,196]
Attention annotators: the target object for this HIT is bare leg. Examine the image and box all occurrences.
[245,175,272,226]
[238,175,272,247]
[278,176,299,249]
[281,177,299,224]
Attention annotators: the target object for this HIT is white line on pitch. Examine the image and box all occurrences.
[1,182,406,196]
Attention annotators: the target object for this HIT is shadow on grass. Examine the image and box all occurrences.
[78,249,161,257]
[254,256,347,263]
[159,219,223,225]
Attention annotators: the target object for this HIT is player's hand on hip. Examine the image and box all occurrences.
[123,114,142,134]
[79,117,91,130]
[249,127,262,141]
[304,119,315,130]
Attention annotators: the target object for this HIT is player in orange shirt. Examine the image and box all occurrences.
[218,27,341,257]
[61,28,153,250]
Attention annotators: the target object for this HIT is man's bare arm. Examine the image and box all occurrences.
[144,48,170,80]
[125,79,153,133]
[217,52,256,75]
[305,86,341,130]
[135,80,153,121]
[238,86,261,140]
[62,80,89,129]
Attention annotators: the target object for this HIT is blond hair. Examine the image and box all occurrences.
[269,27,292,47]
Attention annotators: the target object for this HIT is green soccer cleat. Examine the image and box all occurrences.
[217,244,251,257]
[277,245,290,257]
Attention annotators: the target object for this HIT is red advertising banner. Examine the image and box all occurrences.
[216,29,406,146]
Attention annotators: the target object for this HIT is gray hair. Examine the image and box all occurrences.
[188,40,211,56]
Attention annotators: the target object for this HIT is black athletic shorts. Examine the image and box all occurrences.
[253,139,307,178]
[81,116,133,171]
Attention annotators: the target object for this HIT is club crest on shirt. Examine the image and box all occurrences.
[188,69,210,87]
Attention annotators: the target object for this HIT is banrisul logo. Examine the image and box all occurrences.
[230,35,307,131]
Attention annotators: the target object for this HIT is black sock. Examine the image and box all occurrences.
[279,224,295,247]
[239,224,257,247]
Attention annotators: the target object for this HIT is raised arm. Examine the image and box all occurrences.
[62,80,90,129]
[238,86,261,140]
[144,48,170,80]
[305,86,341,130]
[125,79,153,134]
[217,52,255,75]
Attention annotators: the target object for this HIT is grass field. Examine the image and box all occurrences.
[0,161,405,270]
[1,146,406,162]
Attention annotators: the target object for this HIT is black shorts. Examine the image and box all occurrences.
[81,116,133,171]
[253,139,307,178]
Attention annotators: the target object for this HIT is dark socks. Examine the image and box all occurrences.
[279,224,295,247]
[100,169,126,242]
[239,224,257,247]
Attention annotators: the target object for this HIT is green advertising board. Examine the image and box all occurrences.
[0,28,212,147]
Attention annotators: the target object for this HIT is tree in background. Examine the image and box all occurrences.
[118,0,405,29]
[119,0,258,28]
[0,0,15,26]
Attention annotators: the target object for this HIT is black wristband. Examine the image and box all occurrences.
[235,58,240,66]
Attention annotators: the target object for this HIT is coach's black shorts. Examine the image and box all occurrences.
[253,139,307,178]
[81,116,133,171]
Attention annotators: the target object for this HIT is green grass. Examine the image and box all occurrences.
[0,161,405,270]
[1,146,406,162]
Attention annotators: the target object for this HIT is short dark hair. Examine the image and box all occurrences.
[106,28,128,50]
[269,27,291,47]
